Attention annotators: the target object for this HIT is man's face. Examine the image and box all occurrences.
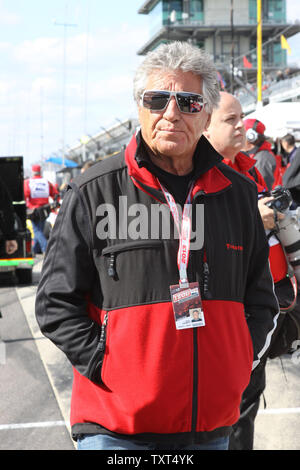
[281,139,289,152]
[138,70,211,162]
[204,92,246,160]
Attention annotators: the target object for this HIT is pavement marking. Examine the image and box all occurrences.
[0,421,66,431]
[3,409,299,432]
[258,407,300,415]
[15,268,76,449]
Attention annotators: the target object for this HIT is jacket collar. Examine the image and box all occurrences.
[223,151,255,175]
[223,151,267,192]
[125,130,232,196]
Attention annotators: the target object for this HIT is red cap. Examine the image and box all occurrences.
[32,164,41,173]
[243,118,266,135]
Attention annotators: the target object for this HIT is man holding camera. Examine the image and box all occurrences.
[204,91,300,450]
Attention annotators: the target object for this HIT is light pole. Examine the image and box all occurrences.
[230,0,235,94]
[83,0,91,143]
[54,9,77,167]
[257,0,263,108]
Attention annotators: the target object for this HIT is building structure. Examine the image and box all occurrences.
[59,118,140,166]
[137,0,300,91]
[136,0,300,114]
[58,1,300,167]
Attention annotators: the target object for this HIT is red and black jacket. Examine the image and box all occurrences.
[223,152,288,284]
[35,132,279,444]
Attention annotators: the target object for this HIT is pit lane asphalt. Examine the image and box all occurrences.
[0,259,74,450]
[0,258,299,450]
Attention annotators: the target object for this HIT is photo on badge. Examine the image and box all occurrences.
[170,282,205,330]
[189,308,205,326]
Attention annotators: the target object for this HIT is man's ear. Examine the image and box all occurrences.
[204,114,211,132]
[203,116,211,139]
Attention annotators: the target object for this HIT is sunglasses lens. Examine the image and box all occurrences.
[177,93,204,113]
[142,91,204,113]
[142,91,169,111]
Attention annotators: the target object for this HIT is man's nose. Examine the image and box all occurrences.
[236,118,244,128]
[162,96,180,119]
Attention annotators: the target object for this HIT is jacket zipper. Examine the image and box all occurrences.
[191,327,199,435]
[187,244,201,436]
[99,313,109,352]
[89,312,109,383]
[189,191,205,436]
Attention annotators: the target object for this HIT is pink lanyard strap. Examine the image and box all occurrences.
[158,180,194,288]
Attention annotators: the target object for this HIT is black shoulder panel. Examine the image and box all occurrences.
[72,150,126,189]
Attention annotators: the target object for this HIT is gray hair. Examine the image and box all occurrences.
[133,41,220,113]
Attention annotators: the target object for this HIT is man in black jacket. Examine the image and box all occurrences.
[282,134,300,206]
[35,41,279,451]
[204,91,297,450]
[0,177,18,256]
[281,133,298,165]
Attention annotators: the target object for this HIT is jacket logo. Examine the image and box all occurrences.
[226,243,243,251]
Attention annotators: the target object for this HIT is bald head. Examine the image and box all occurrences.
[204,92,246,161]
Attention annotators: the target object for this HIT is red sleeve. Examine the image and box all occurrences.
[49,182,59,198]
[254,167,268,193]
[24,180,30,199]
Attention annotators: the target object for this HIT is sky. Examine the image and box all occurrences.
[0,0,299,171]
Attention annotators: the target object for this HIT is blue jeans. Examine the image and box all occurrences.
[77,434,229,450]
[31,219,48,253]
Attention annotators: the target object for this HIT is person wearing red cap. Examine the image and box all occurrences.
[24,164,58,254]
[243,118,276,191]
[205,92,299,450]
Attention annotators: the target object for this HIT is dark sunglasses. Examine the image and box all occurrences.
[141,90,206,114]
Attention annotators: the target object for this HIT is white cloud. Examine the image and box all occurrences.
[0,18,147,166]
[14,37,62,67]
[13,24,147,69]
[0,0,20,25]
[0,79,16,96]
[287,0,300,22]
[0,41,12,51]
[30,77,60,104]
[90,74,134,99]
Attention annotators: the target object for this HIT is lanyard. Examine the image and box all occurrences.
[158,180,194,288]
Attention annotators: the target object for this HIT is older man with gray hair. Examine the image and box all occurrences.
[35,41,278,451]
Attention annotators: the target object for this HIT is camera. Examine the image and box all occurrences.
[266,187,293,213]
[266,187,300,283]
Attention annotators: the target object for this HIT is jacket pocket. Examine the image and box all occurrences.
[102,240,164,280]
[97,302,194,434]
[87,312,109,384]
[96,239,178,309]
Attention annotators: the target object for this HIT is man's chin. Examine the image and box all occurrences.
[154,140,187,158]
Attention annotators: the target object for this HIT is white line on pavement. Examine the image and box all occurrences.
[258,407,300,415]
[2,408,300,432]
[0,421,66,431]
